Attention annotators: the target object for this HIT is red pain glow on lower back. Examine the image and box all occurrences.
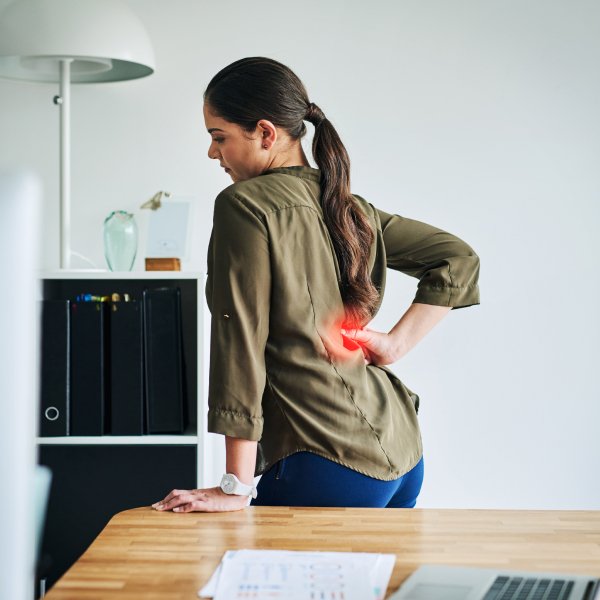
[342,335,361,352]
[321,313,365,361]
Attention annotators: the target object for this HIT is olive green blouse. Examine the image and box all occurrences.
[206,166,480,480]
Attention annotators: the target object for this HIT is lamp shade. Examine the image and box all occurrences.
[0,0,155,83]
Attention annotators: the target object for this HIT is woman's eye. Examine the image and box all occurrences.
[213,138,224,144]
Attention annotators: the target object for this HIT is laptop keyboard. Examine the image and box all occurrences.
[482,575,575,600]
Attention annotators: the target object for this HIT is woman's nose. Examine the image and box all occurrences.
[207,142,219,160]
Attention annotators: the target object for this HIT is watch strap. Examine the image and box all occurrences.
[220,473,258,499]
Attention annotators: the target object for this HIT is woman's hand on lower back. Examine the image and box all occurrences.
[343,303,452,366]
[152,487,249,513]
[341,327,402,366]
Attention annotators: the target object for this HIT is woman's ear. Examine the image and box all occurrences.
[257,119,277,150]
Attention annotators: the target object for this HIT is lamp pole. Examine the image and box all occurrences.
[56,58,72,269]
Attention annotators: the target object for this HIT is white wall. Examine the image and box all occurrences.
[1,0,598,509]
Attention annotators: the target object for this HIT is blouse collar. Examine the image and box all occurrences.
[262,165,321,182]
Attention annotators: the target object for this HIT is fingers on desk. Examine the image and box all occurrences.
[151,487,250,513]
[152,488,205,511]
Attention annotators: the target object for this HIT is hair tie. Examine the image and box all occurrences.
[305,102,326,126]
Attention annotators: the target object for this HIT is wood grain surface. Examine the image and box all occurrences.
[44,506,600,599]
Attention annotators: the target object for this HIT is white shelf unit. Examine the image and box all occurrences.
[37,435,199,445]
[37,270,213,487]
[36,270,202,280]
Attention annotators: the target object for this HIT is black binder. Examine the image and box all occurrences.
[39,300,70,436]
[109,300,144,435]
[70,302,107,436]
[143,288,184,434]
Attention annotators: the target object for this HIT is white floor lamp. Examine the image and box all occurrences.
[0,0,155,269]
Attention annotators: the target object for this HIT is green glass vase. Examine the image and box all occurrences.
[103,211,138,271]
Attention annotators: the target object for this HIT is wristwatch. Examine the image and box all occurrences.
[219,473,258,499]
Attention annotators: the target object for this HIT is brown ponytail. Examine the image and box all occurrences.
[205,57,379,327]
[304,102,379,327]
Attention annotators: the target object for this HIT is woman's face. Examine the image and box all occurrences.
[203,103,270,183]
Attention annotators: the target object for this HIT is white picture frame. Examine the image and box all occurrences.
[146,196,194,261]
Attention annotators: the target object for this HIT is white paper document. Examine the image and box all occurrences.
[198,549,395,600]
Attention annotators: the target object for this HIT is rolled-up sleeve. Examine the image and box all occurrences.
[376,208,480,309]
[205,189,271,440]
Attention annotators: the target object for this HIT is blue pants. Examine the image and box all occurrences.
[251,452,424,508]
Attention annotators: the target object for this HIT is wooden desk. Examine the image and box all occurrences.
[45,507,600,599]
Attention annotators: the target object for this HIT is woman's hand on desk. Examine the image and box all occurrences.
[153,437,257,513]
[152,487,249,513]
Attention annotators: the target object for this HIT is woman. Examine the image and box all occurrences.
[153,57,480,513]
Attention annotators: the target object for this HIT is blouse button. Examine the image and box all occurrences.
[223,313,230,319]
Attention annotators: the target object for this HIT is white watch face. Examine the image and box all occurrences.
[222,476,235,494]
[220,473,256,498]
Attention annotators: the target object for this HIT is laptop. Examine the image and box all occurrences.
[389,564,600,600]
